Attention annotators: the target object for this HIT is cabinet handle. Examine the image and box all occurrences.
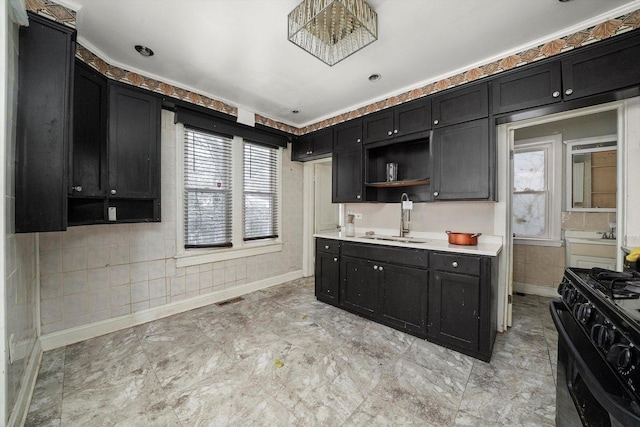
[393,129,398,134]
[373,265,378,270]
[552,91,560,98]
[357,138,361,143]
[325,245,329,249]
[433,119,439,125]
[333,257,337,262]
[433,191,439,197]
[111,189,117,195]
[379,266,384,271]
[452,261,459,268]
[565,88,573,96]
[387,131,393,136]
[72,185,83,192]
[356,194,361,199]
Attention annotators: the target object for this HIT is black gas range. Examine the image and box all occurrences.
[552,267,640,426]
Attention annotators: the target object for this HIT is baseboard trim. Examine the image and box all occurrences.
[8,339,42,427]
[40,270,303,351]
[513,282,559,298]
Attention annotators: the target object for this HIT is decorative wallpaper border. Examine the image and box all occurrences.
[25,2,640,137]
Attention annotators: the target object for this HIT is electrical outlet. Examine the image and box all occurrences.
[354,213,363,220]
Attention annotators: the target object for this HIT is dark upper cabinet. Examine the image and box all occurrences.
[72,61,108,198]
[432,82,488,128]
[491,61,562,114]
[562,31,640,101]
[332,147,363,203]
[432,118,491,201]
[333,119,363,151]
[16,13,76,233]
[108,83,160,200]
[428,252,496,362]
[291,127,332,161]
[363,98,431,144]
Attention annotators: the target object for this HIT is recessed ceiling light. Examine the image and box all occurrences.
[135,45,154,57]
[292,110,300,114]
[368,73,381,82]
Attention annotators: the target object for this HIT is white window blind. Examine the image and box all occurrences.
[243,141,279,241]
[184,128,233,248]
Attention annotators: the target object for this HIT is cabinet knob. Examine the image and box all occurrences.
[433,119,439,125]
[72,185,83,192]
[333,257,337,262]
[433,191,439,197]
[379,266,384,271]
[373,265,378,270]
[552,91,560,98]
[356,194,361,199]
[393,129,398,134]
[565,88,574,96]
[357,138,361,143]
[110,189,117,195]
[387,131,393,136]
[452,261,459,268]
[325,245,329,249]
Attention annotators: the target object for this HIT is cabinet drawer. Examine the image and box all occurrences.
[316,238,340,254]
[431,252,480,275]
[342,242,428,269]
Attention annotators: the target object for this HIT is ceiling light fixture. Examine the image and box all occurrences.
[135,45,154,57]
[368,73,381,82]
[288,0,378,66]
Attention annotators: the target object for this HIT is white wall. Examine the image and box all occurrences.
[624,97,640,247]
[38,110,304,335]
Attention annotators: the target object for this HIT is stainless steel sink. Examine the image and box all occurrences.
[361,235,430,244]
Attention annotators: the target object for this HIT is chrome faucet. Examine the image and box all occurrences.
[400,192,410,237]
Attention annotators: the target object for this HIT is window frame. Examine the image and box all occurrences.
[512,135,562,246]
[175,123,283,267]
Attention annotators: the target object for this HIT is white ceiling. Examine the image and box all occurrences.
[58,0,640,128]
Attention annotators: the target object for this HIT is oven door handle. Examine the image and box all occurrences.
[549,299,640,423]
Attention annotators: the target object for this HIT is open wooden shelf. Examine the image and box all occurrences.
[365,178,430,188]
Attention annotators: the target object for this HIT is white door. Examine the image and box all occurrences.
[314,162,338,233]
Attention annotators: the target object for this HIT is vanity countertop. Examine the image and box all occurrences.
[314,231,502,257]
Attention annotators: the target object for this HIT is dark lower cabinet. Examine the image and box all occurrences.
[16,12,76,233]
[341,256,380,317]
[315,239,340,306]
[380,263,428,337]
[428,252,497,362]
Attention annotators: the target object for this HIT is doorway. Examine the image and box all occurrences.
[497,102,625,329]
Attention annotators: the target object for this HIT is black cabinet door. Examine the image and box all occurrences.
[341,256,379,316]
[291,135,312,161]
[492,61,562,114]
[394,97,432,138]
[108,84,160,199]
[432,83,488,128]
[292,128,333,161]
[315,251,340,306]
[332,147,363,203]
[428,270,481,352]
[432,118,491,200]
[562,32,640,101]
[16,13,76,233]
[380,264,428,337]
[363,110,394,144]
[334,119,362,151]
[72,61,108,198]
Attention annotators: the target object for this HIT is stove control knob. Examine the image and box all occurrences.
[607,344,636,374]
[563,288,577,307]
[591,324,615,349]
[578,303,593,324]
[557,280,569,296]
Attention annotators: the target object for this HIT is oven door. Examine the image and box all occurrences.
[550,300,640,427]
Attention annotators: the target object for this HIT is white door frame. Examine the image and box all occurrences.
[302,157,333,277]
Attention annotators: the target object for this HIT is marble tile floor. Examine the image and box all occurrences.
[25,278,558,426]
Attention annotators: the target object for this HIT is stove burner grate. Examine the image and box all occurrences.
[588,268,640,300]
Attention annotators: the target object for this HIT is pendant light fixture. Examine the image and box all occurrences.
[288,0,378,66]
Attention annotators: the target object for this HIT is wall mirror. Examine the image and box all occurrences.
[565,134,617,212]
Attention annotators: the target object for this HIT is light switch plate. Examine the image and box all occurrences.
[108,207,117,221]
[354,213,363,220]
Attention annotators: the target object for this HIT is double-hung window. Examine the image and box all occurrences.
[181,126,281,258]
[512,135,562,244]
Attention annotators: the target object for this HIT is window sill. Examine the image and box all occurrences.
[175,241,283,268]
[513,238,564,247]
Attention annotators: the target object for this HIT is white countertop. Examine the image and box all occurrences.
[314,230,502,257]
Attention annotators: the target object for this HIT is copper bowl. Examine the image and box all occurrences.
[446,231,481,246]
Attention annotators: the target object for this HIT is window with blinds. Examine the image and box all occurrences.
[184,128,233,248]
[243,141,279,241]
